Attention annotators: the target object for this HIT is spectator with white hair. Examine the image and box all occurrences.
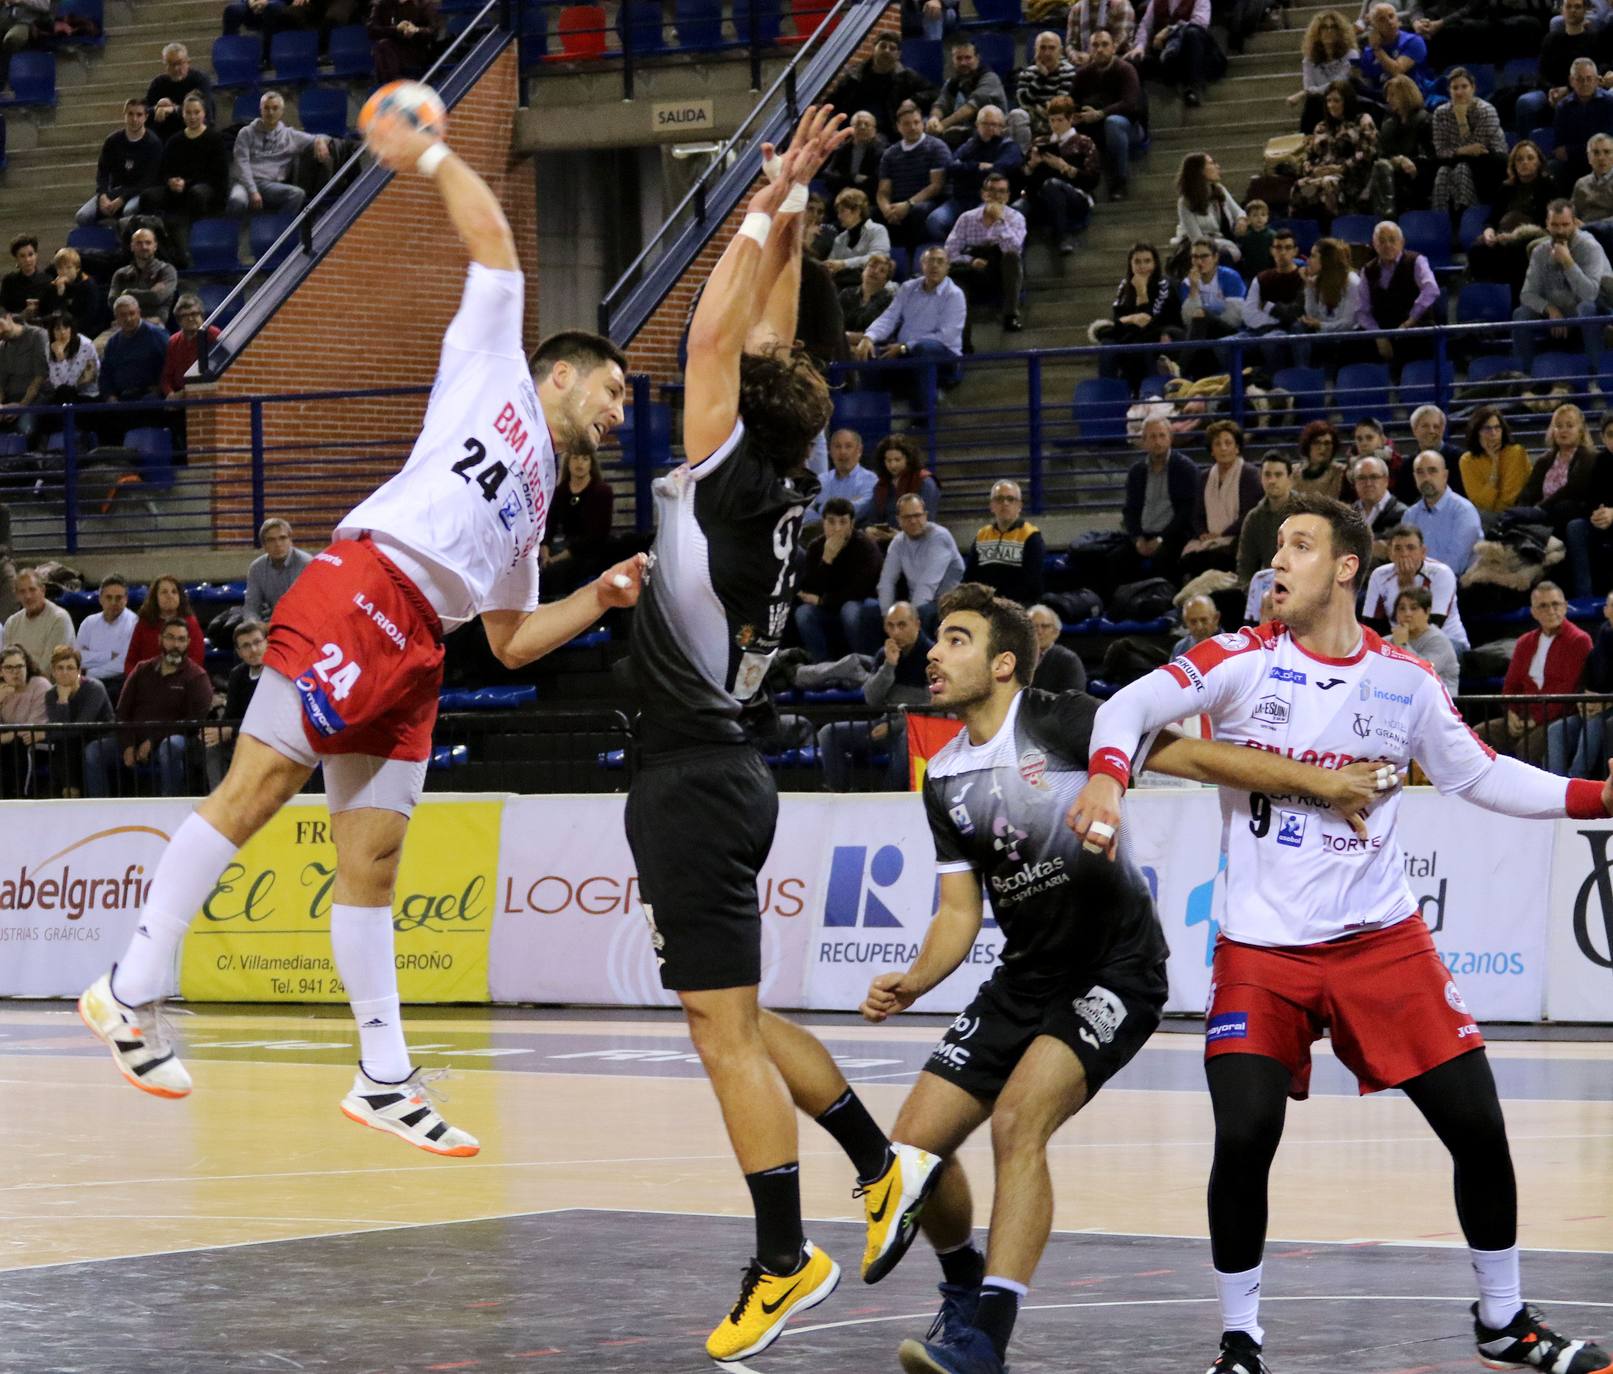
[1552,58,1613,189]
[1571,132,1613,257]
[1349,453,1406,564]
[1,568,74,671]
[1357,220,1439,364]
[1405,448,1484,576]
[964,479,1045,604]
[1009,31,1078,149]
[926,104,1023,243]
[1029,603,1087,691]
[822,110,888,202]
[1172,592,1222,656]
[1389,585,1459,694]
[1362,523,1468,649]
[98,294,167,442]
[1121,414,1198,577]
[160,294,221,398]
[1403,404,1465,503]
[229,90,332,216]
[1352,3,1431,101]
[245,517,313,622]
[144,43,214,143]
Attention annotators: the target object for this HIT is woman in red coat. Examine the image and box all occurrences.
[124,573,206,674]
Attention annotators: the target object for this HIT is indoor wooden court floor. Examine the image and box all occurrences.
[3,1004,1610,1372]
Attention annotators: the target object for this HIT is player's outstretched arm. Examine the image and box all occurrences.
[364,114,518,271]
[860,870,982,1023]
[482,553,646,669]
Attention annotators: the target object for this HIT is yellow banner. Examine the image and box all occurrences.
[179,797,502,1002]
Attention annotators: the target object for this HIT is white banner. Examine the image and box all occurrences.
[1545,819,1613,1021]
[0,798,194,997]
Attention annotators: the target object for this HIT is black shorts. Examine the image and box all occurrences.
[924,962,1167,1101]
[624,744,779,993]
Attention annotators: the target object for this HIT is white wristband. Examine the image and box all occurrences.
[780,183,809,214]
[415,142,450,176]
[763,153,785,182]
[737,211,773,248]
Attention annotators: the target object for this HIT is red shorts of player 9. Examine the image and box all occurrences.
[1204,915,1483,1100]
[262,535,446,762]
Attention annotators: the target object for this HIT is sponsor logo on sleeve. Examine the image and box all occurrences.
[1206,1011,1249,1042]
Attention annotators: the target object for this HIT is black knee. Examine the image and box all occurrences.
[1208,1055,1289,1164]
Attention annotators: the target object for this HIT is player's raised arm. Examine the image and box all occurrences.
[364,111,518,272]
[861,869,982,1022]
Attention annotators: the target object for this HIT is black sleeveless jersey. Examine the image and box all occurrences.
[629,420,819,751]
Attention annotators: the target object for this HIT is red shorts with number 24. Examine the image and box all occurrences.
[1204,916,1483,1100]
[261,536,445,762]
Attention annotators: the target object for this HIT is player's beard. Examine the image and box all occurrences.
[555,394,600,460]
[928,660,992,713]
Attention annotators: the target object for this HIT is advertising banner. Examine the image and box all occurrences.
[179,795,502,1003]
[1545,819,1613,1021]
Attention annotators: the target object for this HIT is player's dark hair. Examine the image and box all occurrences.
[738,342,833,475]
[820,496,855,520]
[938,582,1037,687]
[529,330,628,383]
[1285,491,1372,591]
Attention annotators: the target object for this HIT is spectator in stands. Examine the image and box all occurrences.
[1292,235,1362,368]
[1547,587,1613,776]
[1172,591,1222,654]
[107,228,176,322]
[1516,0,1601,137]
[1553,58,1613,188]
[1241,227,1306,364]
[840,251,897,335]
[1179,239,1246,376]
[1234,199,1275,281]
[1376,73,1434,212]
[905,0,959,43]
[1067,0,1137,64]
[878,493,964,631]
[823,189,891,287]
[1430,68,1508,218]
[43,248,99,333]
[1235,451,1295,585]
[146,93,231,261]
[1389,585,1459,692]
[876,101,950,254]
[1357,220,1438,363]
[1413,0,1546,66]
[98,294,167,441]
[926,104,1022,242]
[928,40,1006,149]
[0,306,47,441]
[230,90,333,217]
[816,600,931,792]
[1459,405,1531,515]
[1352,3,1431,101]
[223,0,321,41]
[0,644,47,797]
[964,479,1045,603]
[809,429,879,523]
[1362,522,1468,647]
[1028,603,1087,690]
[1179,419,1262,576]
[1010,31,1078,149]
[1020,95,1100,253]
[830,32,937,140]
[42,312,99,437]
[44,643,115,798]
[1094,241,1181,393]
[867,431,941,527]
[1475,580,1589,762]
[1,568,73,674]
[1406,448,1484,574]
[203,618,266,788]
[1129,0,1214,106]
[1070,29,1146,201]
[1519,404,1600,590]
[124,573,204,674]
[1,235,51,320]
[1290,10,1359,133]
[1122,414,1198,575]
[1468,138,1554,298]
[794,497,884,660]
[944,172,1026,332]
[1514,199,1610,372]
[1172,152,1245,264]
[245,516,313,620]
[823,110,888,202]
[145,44,213,142]
[1295,419,1347,498]
[1405,403,1465,499]
[1573,131,1613,256]
[114,617,211,795]
[853,245,966,387]
[1291,81,1384,218]
[540,453,614,598]
[79,99,162,229]
[368,0,441,84]
[1349,453,1405,562]
[1351,415,1402,490]
[75,572,135,696]
[160,293,219,398]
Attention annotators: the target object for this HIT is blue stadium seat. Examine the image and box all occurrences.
[833,389,892,452]
[230,88,262,125]
[0,53,56,107]
[1456,281,1511,325]
[1533,352,1590,389]
[326,24,373,79]
[249,212,298,270]
[1278,217,1321,254]
[1456,203,1492,250]
[270,29,319,83]
[438,684,539,709]
[297,87,348,137]
[971,0,1021,23]
[1072,376,1130,445]
[1464,63,1495,98]
[187,219,243,275]
[519,2,550,63]
[1529,126,1556,156]
[674,0,724,48]
[197,280,244,327]
[616,402,673,468]
[212,34,262,88]
[1330,213,1376,246]
[1398,358,1454,410]
[56,0,104,46]
[66,223,118,256]
[618,0,667,51]
[971,31,1013,79]
[1465,353,1521,384]
[1272,366,1327,422]
[1400,209,1454,271]
[124,426,176,495]
[1500,56,1537,85]
[1332,361,1392,427]
[428,744,470,771]
[901,37,943,85]
[731,0,782,45]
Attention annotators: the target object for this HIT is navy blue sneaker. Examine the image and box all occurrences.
[898,1325,1005,1374]
[925,1282,981,1346]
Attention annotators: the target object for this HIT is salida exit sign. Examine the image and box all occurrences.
[652,99,714,132]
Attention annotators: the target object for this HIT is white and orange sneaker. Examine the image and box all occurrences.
[339,1067,480,1157]
[77,968,193,1099]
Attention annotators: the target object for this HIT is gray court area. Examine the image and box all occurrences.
[1,1211,1608,1373]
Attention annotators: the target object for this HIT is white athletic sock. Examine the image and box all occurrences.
[1471,1245,1522,1330]
[330,903,410,1082]
[982,1275,1028,1297]
[1214,1264,1265,1346]
[112,812,239,1006]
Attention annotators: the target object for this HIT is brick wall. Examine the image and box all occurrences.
[624,2,902,384]
[192,46,539,547]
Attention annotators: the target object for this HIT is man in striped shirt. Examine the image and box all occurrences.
[1007,31,1077,150]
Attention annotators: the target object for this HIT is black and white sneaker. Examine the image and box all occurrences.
[1207,1330,1272,1374]
[340,1067,480,1156]
[1475,1303,1613,1372]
